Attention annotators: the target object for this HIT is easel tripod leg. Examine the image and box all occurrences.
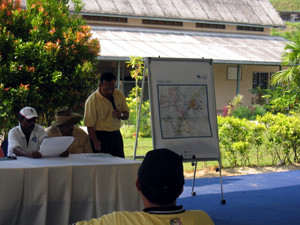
[218,160,226,204]
[191,161,197,196]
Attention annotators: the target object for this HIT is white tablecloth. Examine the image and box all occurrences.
[0,154,143,225]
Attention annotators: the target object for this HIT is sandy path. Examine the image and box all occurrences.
[184,163,300,179]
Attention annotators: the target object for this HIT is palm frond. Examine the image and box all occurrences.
[271,69,295,85]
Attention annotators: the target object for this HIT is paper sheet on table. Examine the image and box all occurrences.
[39,137,74,157]
[83,153,114,159]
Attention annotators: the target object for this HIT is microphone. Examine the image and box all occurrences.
[111,96,120,120]
[111,96,116,110]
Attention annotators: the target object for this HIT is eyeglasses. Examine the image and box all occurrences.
[25,118,37,123]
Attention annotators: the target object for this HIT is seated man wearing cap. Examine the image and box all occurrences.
[73,148,214,225]
[46,106,93,155]
[7,106,48,158]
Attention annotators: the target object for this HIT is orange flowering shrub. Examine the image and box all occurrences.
[0,0,100,139]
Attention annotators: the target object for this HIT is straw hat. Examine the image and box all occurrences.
[51,106,82,127]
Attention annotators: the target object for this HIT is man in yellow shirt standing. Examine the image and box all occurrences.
[84,72,129,158]
[73,148,215,225]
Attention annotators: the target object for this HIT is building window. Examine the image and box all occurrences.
[142,19,183,27]
[253,72,269,89]
[237,26,264,32]
[227,66,242,80]
[82,15,127,23]
[196,23,225,29]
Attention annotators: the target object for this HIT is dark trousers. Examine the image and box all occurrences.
[93,130,125,158]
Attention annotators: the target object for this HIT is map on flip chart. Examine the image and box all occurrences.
[158,85,212,139]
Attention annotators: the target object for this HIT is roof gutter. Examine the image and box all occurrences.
[213,60,282,66]
[97,56,282,66]
[98,56,131,61]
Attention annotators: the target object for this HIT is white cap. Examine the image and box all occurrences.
[19,107,38,119]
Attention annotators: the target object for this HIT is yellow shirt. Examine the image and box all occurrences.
[75,210,215,225]
[46,126,93,154]
[84,88,129,131]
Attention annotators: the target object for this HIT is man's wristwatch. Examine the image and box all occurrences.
[120,112,123,119]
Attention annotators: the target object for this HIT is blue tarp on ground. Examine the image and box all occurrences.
[178,170,300,225]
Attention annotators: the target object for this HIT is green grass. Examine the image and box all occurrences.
[123,138,290,172]
[124,138,229,172]
[269,0,300,11]
[124,137,153,160]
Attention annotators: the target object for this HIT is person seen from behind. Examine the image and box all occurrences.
[73,148,215,225]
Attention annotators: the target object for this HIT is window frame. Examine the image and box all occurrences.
[252,72,269,89]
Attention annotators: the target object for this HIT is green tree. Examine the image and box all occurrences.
[271,29,300,86]
[268,26,300,114]
[263,84,300,113]
[126,56,145,121]
[271,22,300,40]
[269,22,300,114]
[123,86,151,138]
[0,0,100,139]
[121,56,151,138]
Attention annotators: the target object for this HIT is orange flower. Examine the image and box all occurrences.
[20,83,30,90]
[38,7,44,12]
[44,41,59,51]
[49,27,55,35]
[27,66,35,72]
[79,25,91,33]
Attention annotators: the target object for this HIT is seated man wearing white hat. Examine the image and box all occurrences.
[46,106,93,155]
[8,106,48,158]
